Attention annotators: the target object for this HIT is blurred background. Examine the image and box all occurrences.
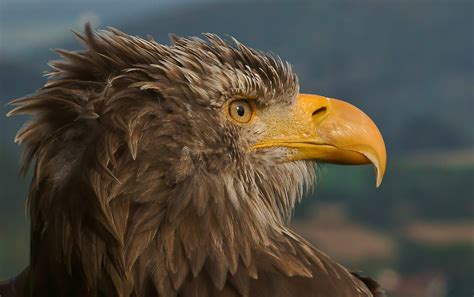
[0,0,472,296]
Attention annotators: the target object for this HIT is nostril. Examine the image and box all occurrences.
[312,107,327,124]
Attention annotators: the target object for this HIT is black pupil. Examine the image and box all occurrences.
[236,105,245,117]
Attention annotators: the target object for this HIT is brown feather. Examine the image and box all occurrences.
[3,23,383,297]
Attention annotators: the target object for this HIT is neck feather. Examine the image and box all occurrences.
[26,139,316,296]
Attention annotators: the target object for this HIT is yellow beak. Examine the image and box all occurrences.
[253,93,387,187]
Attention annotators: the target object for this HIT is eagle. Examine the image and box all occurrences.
[0,25,386,297]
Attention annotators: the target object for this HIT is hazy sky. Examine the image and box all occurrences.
[0,0,217,55]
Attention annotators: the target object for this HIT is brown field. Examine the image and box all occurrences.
[292,203,396,263]
[405,221,474,245]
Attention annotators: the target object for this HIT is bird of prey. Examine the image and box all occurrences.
[0,25,386,297]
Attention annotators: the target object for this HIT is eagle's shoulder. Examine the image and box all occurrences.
[351,272,386,297]
[242,229,381,297]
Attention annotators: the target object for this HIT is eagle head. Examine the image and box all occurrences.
[7,25,386,297]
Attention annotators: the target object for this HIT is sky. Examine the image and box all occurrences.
[0,0,218,55]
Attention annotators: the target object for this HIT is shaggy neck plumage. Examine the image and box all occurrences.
[25,143,315,296]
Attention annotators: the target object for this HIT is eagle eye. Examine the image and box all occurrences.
[228,99,254,123]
